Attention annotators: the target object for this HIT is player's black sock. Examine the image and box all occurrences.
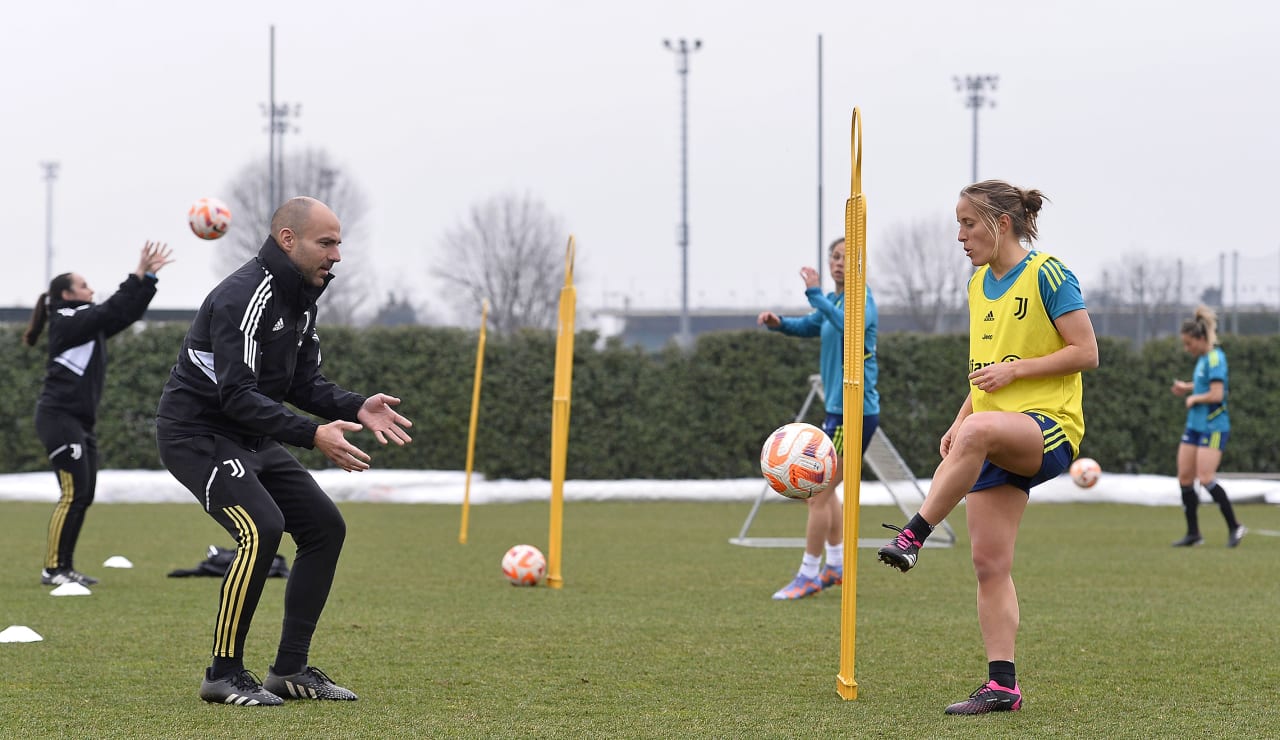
[210,656,245,679]
[989,660,1017,690]
[272,651,307,676]
[1205,482,1239,529]
[906,513,934,544]
[1179,485,1200,535]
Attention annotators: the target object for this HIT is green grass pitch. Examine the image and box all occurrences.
[2,499,1278,738]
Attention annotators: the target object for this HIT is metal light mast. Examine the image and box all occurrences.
[262,26,300,210]
[664,37,701,349]
[41,161,59,286]
[954,75,998,183]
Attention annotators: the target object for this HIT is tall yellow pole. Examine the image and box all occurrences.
[837,108,868,701]
[547,236,577,589]
[458,299,489,544]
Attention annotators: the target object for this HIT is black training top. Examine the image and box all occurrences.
[37,273,157,426]
[155,236,364,449]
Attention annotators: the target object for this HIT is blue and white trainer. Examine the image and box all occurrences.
[771,574,822,600]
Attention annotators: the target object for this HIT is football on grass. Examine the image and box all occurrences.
[759,422,837,500]
[1069,457,1101,488]
[501,544,546,586]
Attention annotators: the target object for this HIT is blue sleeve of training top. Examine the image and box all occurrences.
[774,309,823,338]
[1038,258,1086,321]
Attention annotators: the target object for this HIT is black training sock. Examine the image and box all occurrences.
[905,513,934,545]
[210,657,245,680]
[989,660,1017,690]
[1179,485,1200,535]
[272,651,307,676]
[1205,482,1239,529]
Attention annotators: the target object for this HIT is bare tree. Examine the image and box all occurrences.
[433,193,568,333]
[874,216,969,332]
[220,148,373,326]
[1106,250,1181,344]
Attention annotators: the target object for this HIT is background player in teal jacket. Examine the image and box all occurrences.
[1170,305,1244,548]
[758,237,879,600]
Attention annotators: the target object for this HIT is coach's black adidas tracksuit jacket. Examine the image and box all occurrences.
[155,236,364,445]
[156,236,366,667]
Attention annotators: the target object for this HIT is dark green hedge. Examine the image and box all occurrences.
[4,323,1277,479]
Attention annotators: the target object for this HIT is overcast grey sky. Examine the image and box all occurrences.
[3,0,1278,320]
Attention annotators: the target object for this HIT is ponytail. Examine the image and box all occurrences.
[1180,304,1218,347]
[23,294,50,347]
[23,272,73,347]
[960,180,1049,244]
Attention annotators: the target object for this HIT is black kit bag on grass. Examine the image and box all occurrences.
[167,545,290,578]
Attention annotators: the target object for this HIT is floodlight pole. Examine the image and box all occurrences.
[268,26,276,209]
[262,25,300,210]
[664,38,700,349]
[41,161,59,287]
[318,167,338,202]
[954,75,998,183]
[816,34,824,285]
[275,103,300,200]
[1232,250,1239,334]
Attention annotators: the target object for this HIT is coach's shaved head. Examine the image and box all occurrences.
[270,196,321,241]
[270,196,342,287]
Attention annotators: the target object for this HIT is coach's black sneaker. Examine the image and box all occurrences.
[1228,526,1247,548]
[41,568,99,586]
[199,668,284,706]
[877,523,922,572]
[265,665,358,700]
[944,680,1023,715]
[1171,533,1204,547]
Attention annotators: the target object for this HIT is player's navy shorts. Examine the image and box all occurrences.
[1180,428,1229,450]
[823,413,879,457]
[971,411,1073,495]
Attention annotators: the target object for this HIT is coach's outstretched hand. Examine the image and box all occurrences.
[314,396,412,472]
[358,393,414,446]
[315,420,371,472]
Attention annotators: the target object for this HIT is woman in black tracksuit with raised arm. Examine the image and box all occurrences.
[24,241,173,587]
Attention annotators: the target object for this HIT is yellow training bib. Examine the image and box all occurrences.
[967,251,1084,455]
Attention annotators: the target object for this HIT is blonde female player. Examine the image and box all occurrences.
[757,237,879,600]
[1170,305,1245,548]
[876,180,1098,715]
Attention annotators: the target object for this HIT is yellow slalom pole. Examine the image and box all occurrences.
[837,108,868,701]
[458,299,489,544]
[547,235,577,589]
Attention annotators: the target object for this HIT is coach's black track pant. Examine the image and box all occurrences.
[157,432,346,664]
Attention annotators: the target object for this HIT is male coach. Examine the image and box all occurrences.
[157,196,412,706]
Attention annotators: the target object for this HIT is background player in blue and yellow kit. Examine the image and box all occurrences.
[1170,305,1244,548]
[757,237,880,600]
[876,180,1098,715]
